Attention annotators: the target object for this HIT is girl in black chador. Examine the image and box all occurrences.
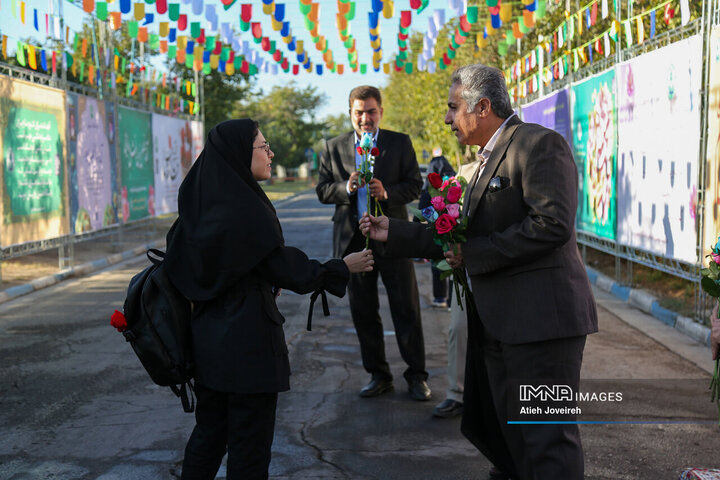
[164,119,374,479]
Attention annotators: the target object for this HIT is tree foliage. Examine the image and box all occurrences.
[381,25,494,169]
[233,82,327,168]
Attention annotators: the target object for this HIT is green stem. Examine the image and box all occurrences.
[712,357,720,424]
[365,183,371,250]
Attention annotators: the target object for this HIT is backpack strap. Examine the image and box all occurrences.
[170,380,195,413]
[147,248,165,266]
[306,289,330,331]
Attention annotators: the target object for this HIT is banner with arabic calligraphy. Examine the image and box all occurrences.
[519,88,573,150]
[617,35,701,264]
[118,106,153,222]
[572,69,617,240]
[0,77,68,247]
[67,93,118,234]
[151,114,187,215]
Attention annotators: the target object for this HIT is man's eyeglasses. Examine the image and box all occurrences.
[252,142,271,154]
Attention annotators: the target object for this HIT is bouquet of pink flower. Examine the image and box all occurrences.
[409,172,472,310]
[700,236,720,423]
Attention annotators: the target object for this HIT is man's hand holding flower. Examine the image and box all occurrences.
[444,244,464,269]
[359,212,389,242]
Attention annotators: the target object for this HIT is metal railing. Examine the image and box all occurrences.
[0,60,198,285]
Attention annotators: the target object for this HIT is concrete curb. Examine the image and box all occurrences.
[0,193,300,306]
[586,266,712,348]
[0,239,165,305]
[271,187,315,208]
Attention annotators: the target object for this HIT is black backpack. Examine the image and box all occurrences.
[118,248,195,412]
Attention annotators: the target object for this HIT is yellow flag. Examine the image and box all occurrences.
[383,0,394,19]
[134,2,144,21]
[500,4,512,22]
[27,44,37,69]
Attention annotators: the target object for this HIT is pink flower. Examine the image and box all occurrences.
[446,186,462,203]
[431,196,445,212]
[446,203,460,218]
[712,253,720,265]
[440,179,450,191]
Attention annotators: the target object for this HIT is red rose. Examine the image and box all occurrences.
[110,309,127,332]
[370,147,379,156]
[435,213,457,235]
[427,172,443,189]
[356,146,364,155]
[446,185,462,203]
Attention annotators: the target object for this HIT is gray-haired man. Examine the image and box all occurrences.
[360,63,598,480]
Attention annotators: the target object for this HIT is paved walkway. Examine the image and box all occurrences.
[0,191,718,479]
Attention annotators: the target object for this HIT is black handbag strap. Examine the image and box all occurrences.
[147,248,165,266]
[306,289,330,331]
[170,380,195,413]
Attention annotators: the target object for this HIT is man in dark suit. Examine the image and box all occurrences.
[316,85,431,401]
[360,65,598,479]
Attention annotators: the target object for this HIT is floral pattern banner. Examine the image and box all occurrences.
[572,69,617,240]
[704,26,720,261]
[118,106,153,222]
[67,93,118,234]
[617,35,701,264]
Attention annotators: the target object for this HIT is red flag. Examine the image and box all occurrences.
[241,4,252,22]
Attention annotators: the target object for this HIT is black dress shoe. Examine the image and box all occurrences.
[360,378,393,398]
[408,379,431,401]
[488,466,512,480]
[432,398,463,418]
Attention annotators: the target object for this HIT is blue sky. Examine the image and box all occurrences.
[1,0,456,117]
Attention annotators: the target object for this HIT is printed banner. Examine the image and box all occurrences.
[67,93,118,233]
[617,35,701,264]
[704,26,720,259]
[190,120,204,173]
[152,114,186,215]
[572,69,617,240]
[118,106,153,222]
[520,88,573,149]
[0,77,68,247]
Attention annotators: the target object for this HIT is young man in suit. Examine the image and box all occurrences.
[316,86,431,401]
[360,65,598,479]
